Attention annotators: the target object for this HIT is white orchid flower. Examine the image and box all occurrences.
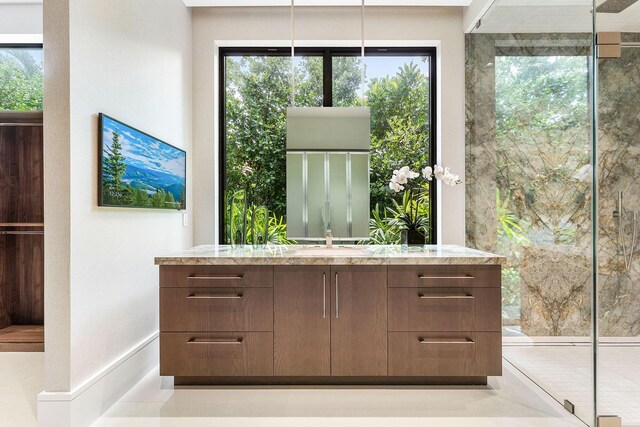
[433,165,445,180]
[422,166,433,180]
[399,166,419,180]
[389,180,404,192]
[394,172,408,185]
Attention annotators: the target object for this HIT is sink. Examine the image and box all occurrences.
[292,246,369,257]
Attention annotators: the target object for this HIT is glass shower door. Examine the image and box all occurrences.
[467,1,597,425]
[595,4,640,425]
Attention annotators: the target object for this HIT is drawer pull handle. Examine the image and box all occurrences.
[418,337,474,344]
[187,274,244,280]
[323,273,326,319]
[335,273,339,319]
[418,293,474,299]
[418,274,474,280]
[187,293,243,299]
[187,337,243,345]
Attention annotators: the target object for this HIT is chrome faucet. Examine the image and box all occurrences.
[325,228,333,248]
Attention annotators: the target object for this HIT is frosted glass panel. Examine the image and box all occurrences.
[285,153,304,237]
[307,153,326,238]
[286,107,370,240]
[351,153,370,238]
[329,153,348,238]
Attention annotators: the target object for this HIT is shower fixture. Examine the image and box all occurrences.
[613,190,638,270]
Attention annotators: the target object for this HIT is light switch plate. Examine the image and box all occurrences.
[182,213,188,227]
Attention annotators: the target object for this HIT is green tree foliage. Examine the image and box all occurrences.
[225,56,292,218]
[224,54,432,243]
[367,62,431,212]
[102,132,128,204]
[0,49,43,111]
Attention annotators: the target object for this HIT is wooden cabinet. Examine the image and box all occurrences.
[388,287,501,332]
[160,287,273,332]
[388,332,501,376]
[330,266,387,376]
[159,262,501,385]
[273,266,387,377]
[160,332,273,377]
[274,266,330,376]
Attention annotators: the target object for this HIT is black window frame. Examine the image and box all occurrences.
[218,46,437,244]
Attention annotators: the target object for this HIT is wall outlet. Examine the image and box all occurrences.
[182,212,188,227]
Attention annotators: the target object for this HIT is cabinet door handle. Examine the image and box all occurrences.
[418,337,474,344]
[187,293,243,299]
[417,274,474,280]
[187,274,243,280]
[418,293,474,299]
[187,337,243,345]
[322,273,326,318]
[335,272,339,319]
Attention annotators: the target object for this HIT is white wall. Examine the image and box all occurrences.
[43,0,192,395]
[0,2,42,35]
[192,6,466,245]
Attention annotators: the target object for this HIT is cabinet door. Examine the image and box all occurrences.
[274,266,331,376]
[331,266,387,376]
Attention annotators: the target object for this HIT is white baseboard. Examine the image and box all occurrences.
[37,332,159,427]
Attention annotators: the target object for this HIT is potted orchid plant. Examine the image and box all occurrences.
[387,165,462,245]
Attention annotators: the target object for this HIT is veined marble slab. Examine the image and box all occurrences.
[154,244,505,266]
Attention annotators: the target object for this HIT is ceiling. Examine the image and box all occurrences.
[183,0,473,6]
[474,0,640,32]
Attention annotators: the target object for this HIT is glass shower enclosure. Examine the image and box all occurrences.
[467,0,640,425]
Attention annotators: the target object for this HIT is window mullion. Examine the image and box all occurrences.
[323,49,332,107]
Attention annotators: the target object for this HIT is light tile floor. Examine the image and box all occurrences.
[0,352,596,427]
[92,361,586,427]
[504,344,640,427]
[0,352,43,427]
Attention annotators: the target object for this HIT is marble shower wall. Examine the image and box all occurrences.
[466,32,640,337]
[597,33,640,336]
[466,33,594,336]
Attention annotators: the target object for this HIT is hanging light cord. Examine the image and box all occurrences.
[291,0,365,107]
[361,0,365,107]
[291,0,296,107]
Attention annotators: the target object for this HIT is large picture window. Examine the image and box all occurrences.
[219,47,436,244]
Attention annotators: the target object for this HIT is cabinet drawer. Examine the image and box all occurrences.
[388,287,501,332]
[160,332,273,377]
[388,332,502,377]
[160,265,273,288]
[388,265,500,288]
[160,287,273,332]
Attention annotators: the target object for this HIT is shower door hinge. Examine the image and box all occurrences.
[563,399,575,414]
[597,415,622,427]
[597,32,622,58]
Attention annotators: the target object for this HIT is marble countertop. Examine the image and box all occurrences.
[154,244,505,266]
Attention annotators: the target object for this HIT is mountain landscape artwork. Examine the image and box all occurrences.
[99,114,186,209]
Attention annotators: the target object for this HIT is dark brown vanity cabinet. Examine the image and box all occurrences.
[274,266,331,376]
[273,265,387,377]
[159,263,501,385]
[329,266,387,376]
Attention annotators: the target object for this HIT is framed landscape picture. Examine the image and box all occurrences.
[98,114,186,210]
